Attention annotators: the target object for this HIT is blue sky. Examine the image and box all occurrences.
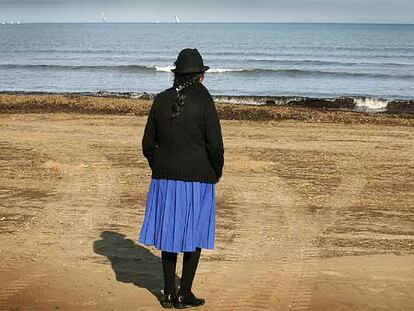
[0,0,413,23]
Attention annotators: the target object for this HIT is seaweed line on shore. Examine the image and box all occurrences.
[2,90,413,114]
[0,92,413,126]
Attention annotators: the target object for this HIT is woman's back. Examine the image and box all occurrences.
[142,82,224,183]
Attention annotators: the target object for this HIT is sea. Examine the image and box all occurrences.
[1,23,413,112]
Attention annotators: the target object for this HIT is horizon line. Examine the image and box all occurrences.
[1,21,413,25]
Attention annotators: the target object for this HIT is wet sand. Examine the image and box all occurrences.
[0,112,413,310]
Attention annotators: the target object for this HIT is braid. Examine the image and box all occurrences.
[170,73,202,119]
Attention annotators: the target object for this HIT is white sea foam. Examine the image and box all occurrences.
[153,65,175,72]
[153,65,245,73]
[213,96,288,106]
[213,97,263,105]
[208,68,245,73]
[354,97,390,111]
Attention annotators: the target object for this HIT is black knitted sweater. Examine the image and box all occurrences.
[142,83,224,183]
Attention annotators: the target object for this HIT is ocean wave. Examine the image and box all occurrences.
[153,65,246,73]
[153,65,174,72]
[203,46,414,55]
[213,95,413,114]
[0,63,246,74]
[202,50,414,59]
[238,58,414,67]
[207,68,246,73]
[0,63,262,74]
[2,63,414,80]
[4,48,413,63]
[0,63,155,72]
[219,68,414,79]
[5,49,413,62]
[354,97,390,111]
[156,66,414,78]
[2,48,137,54]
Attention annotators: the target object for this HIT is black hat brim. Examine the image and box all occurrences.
[171,65,209,74]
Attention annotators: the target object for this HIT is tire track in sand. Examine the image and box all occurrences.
[0,134,118,309]
[286,158,366,311]
[31,140,118,264]
[0,271,48,310]
[208,157,366,310]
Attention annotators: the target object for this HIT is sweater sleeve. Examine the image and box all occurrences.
[204,97,224,181]
[142,98,158,169]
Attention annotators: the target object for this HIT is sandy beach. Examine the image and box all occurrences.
[0,95,413,310]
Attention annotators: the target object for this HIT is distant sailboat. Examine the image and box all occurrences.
[175,15,180,23]
[101,12,107,23]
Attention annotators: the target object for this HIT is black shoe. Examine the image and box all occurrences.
[159,293,176,309]
[174,292,205,309]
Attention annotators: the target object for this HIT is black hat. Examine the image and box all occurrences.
[171,48,209,74]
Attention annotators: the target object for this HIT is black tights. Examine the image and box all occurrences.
[161,247,201,296]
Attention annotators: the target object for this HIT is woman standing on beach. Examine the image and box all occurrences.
[138,48,224,308]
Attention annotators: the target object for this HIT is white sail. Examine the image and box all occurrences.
[102,12,106,23]
[175,15,180,23]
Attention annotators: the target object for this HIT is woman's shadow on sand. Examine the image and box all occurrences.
[93,231,179,301]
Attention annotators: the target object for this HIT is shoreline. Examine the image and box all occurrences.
[1,90,413,115]
[0,92,413,126]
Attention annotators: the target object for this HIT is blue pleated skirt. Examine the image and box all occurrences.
[138,178,216,253]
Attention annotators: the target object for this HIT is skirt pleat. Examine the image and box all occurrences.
[138,178,215,253]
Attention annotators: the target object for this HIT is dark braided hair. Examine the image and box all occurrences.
[170,72,203,119]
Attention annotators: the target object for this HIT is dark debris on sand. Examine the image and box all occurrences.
[0,94,412,126]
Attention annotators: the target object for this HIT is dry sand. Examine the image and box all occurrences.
[0,105,413,310]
